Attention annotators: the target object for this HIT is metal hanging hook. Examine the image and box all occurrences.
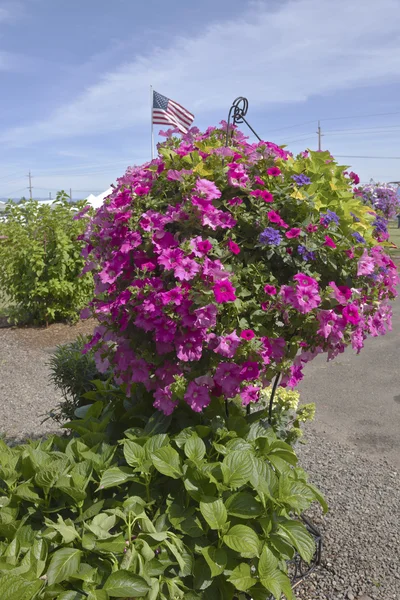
[225,96,262,145]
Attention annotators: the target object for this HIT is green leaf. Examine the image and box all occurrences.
[97,466,134,490]
[227,562,256,592]
[199,497,227,530]
[223,525,261,558]
[87,592,109,600]
[144,434,169,458]
[103,570,150,597]
[222,450,253,489]
[0,573,43,600]
[151,446,182,479]
[56,592,85,600]
[123,440,145,467]
[46,548,82,585]
[184,436,206,462]
[305,482,328,513]
[278,520,316,563]
[201,547,227,577]
[225,492,263,518]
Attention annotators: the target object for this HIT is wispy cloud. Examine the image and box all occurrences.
[2,0,400,146]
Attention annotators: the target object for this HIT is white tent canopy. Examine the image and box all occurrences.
[85,188,113,209]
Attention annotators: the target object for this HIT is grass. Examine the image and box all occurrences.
[388,221,400,261]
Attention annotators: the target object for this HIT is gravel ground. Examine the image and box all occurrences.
[0,322,399,599]
[295,427,399,600]
[0,320,94,443]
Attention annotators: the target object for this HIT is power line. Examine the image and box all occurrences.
[335,155,400,160]
[322,110,400,122]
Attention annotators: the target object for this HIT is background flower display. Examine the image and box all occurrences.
[355,181,400,233]
[80,124,398,418]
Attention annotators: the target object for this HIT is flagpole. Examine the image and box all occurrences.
[150,85,154,160]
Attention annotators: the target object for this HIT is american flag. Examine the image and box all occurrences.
[152,90,194,134]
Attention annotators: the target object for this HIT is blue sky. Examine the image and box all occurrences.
[1,0,400,199]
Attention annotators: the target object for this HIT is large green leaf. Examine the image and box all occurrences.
[151,446,182,479]
[87,592,109,600]
[225,492,263,518]
[0,573,43,600]
[56,592,85,600]
[227,562,256,591]
[258,546,293,600]
[123,440,145,467]
[201,546,227,577]
[223,525,261,557]
[221,451,254,489]
[46,548,82,585]
[184,436,206,462]
[278,520,316,563]
[199,497,227,530]
[103,570,150,597]
[97,467,134,490]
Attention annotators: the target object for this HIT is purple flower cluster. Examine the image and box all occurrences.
[259,227,282,246]
[352,232,366,244]
[292,174,311,187]
[297,245,316,261]
[320,210,340,227]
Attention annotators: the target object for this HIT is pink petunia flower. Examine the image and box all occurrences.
[342,303,361,325]
[293,285,321,313]
[240,329,255,340]
[175,332,203,362]
[239,361,260,380]
[227,239,241,254]
[194,304,218,329]
[264,284,277,295]
[184,381,211,412]
[267,167,281,177]
[250,189,274,203]
[306,224,318,233]
[357,249,374,276]
[286,228,302,239]
[213,279,236,303]
[174,257,200,281]
[240,385,261,406]
[190,236,213,256]
[228,196,243,206]
[213,331,241,358]
[194,178,221,201]
[293,273,318,287]
[153,386,177,416]
[214,363,242,397]
[329,281,352,304]
[324,235,336,249]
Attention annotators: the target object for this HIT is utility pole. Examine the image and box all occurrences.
[317,121,322,151]
[27,171,33,199]
[49,192,52,201]
[69,188,72,203]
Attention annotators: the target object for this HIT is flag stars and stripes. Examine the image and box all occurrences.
[152,91,194,134]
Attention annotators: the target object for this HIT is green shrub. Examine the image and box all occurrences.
[260,387,315,445]
[0,398,326,600]
[0,193,93,325]
[48,336,111,423]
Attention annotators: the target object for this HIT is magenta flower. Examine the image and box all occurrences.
[357,250,375,276]
[214,363,241,397]
[239,361,260,380]
[227,239,241,254]
[194,304,218,328]
[293,285,321,313]
[324,235,337,249]
[342,303,361,325]
[286,228,302,239]
[293,273,318,287]
[214,331,241,358]
[213,279,236,303]
[240,329,255,340]
[349,171,360,185]
[153,386,177,416]
[317,310,338,339]
[267,210,288,228]
[329,281,352,304]
[250,189,274,203]
[174,257,200,281]
[175,331,203,362]
[306,223,318,233]
[264,284,277,295]
[158,248,184,270]
[190,236,213,256]
[228,197,243,206]
[184,381,211,412]
[240,385,260,406]
[194,178,221,201]
[267,167,281,177]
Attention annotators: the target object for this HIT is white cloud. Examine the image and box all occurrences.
[2,0,400,145]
